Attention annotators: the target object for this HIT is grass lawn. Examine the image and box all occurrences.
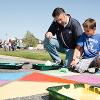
[0,49,65,61]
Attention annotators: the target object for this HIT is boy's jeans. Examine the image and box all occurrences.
[43,37,74,67]
[75,57,95,73]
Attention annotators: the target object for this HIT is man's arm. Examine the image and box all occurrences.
[72,19,83,37]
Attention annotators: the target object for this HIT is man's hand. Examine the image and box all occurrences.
[45,32,53,39]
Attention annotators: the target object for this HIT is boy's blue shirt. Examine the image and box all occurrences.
[77,33,100,58]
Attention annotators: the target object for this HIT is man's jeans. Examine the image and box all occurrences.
[43,38,74,67]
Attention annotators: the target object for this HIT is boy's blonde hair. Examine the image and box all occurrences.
[82,18,96,29]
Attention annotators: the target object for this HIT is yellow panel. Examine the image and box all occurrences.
[0,81,66,99]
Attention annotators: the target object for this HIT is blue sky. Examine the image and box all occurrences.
[0,0,100,41]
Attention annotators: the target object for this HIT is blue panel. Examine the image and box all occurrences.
[0,72,31,80]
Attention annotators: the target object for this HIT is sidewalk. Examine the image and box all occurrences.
[0,55,46,73]
[0,55,67,100]
[0,55,100,100]
[0,55,46,64]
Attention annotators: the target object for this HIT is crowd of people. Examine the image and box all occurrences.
[0,39,17,51]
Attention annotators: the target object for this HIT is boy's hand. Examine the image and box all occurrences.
[70,58,79,68]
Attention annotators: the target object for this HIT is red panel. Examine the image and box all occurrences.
[19,72,76,84]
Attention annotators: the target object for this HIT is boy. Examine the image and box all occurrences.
[70,18,100,73]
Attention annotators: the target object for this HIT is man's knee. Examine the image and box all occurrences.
[44,38,57,47]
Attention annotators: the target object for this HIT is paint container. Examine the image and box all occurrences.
[0,63,23,69]
[47,83,100,100]
[32,64,62,70]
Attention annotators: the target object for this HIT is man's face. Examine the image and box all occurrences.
[54,13,67,26]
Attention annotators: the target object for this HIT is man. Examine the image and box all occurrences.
[44,7,83,67]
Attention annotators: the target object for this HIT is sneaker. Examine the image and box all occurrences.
[55,59,63,66]
[87,67,99,74]
[59,59,63,66]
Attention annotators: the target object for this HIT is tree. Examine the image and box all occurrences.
[22,31,39,47]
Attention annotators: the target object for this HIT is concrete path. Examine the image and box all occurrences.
[0,55,67,100]
[0,55,45,72]
[0,55,100,100]
[0,55,46,63]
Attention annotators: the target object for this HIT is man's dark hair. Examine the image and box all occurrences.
[52,7,65,17]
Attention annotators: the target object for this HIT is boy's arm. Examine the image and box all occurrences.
[70,45,83,67]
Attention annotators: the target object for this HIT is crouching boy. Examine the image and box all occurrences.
[70,18,100,73]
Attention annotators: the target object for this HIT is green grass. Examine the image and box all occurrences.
[0,49,65,61]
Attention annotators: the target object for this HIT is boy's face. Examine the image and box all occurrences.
[54,13,67,26]
[84,28,96,36]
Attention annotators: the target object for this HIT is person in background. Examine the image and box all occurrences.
[70,18,100,73]
[44,7,83,67]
